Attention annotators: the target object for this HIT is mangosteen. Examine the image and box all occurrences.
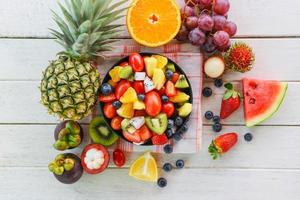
[53,121,83,151]
[48,153,83,184]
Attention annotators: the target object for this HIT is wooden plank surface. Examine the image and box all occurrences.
[0,168,299,200]
[1,0,300,38]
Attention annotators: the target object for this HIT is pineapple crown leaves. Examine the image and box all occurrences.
[223,83,241,100]
[50,0,128,62]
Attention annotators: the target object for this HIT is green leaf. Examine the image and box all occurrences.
[79,20,91,33]
[223,90,233,100]
[224,82,233,90]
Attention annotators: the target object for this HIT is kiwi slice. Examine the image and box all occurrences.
[166,63,176,72]
[145,113,167,135]
[175,74,189,89]
[121,119,136,134]
[119,66,133,79]
[89,116,119,146]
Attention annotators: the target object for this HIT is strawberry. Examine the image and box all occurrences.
[151,134,168,145]
[220,83,241,119]
[99,93,116,103]
[122,131,141,144]
[208,132,238,159]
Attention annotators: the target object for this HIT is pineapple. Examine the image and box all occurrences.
[40,0,127,121]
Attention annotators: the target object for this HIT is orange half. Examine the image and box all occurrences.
[126,0,181,47]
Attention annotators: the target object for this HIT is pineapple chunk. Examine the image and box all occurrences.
[133,101,145,110]
[117,103,134,118]
[169,91,190,103]
[144,57,157,77]
[152,68,166,90]
[109,66,121,82]
[153,55,168,69]
[120,87,138,103]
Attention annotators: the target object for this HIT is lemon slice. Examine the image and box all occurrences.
[129,152,158,182]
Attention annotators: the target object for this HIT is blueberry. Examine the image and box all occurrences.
[175,116,183,126]
[167,119,174,129]
[175,159,185,169]
[205,111,214,120]
[202,87,212,97]
[244,133,253,142]
[213,123,222,132]
[173,133,182,141]
[212,115,221,123]
[161,95,169,103]
[163,163,173,172]
[112,100,122,109]
[157,178,167,188]
[180,124,188,133]
[214,79,223,88]
[100,83,113,95]
[165,70,174,80]
[163,144,173,154]
[166,129,174,138]
[137,94,145,101]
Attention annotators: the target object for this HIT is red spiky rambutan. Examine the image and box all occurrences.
[224,42,255,73]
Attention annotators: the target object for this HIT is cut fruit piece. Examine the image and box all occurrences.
[153,55,168,69]
[144,76,155,93]
[121,119,136,134]
[130,117,145,130]
[175,74,189,89]
[243,78,288,127]
[129,152,158,182]
[178,103,193,117]
[117,103,134,119]
[119,66,133,79]
[109,66,121,82]
[166,63,176,72]
[134,72,146,81]
[152,68,166,90]
[169,91,190,103]
[123,130,141,143]
[89,116,119,146]
[145,113,168,135]
[204,56,225,78]
[144,57,157,77]
[165,81,177,97]
[120,87,138,103]
[126,0,181,47]
[151,134,168,145]
[133,100,145,110]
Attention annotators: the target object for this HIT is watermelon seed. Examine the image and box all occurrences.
[249,98,256,104]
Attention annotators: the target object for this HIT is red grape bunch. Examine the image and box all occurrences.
[177,0,237,54]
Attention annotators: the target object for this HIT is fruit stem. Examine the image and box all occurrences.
[208,141,220,160]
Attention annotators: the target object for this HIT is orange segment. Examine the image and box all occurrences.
[126,0,181,47]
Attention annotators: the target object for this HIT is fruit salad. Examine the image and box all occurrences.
[99,53,193,145]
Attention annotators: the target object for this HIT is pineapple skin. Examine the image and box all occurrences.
[40,56,100,121]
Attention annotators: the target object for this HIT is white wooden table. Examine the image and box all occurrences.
[1,0,300,199]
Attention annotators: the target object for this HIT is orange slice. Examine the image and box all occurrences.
[126,0,181,47]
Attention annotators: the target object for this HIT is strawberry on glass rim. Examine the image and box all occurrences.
[99,53,193,145]
[81,144,110,174]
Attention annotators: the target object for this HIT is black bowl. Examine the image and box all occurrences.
[99,53,193,146]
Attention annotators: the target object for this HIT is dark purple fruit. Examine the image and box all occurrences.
[49,153,83,184]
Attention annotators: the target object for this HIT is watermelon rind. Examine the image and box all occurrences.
[246,82,288,127]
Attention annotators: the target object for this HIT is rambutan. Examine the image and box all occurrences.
[224,42,255,73]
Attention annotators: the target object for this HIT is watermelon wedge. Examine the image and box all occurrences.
[243,78,288,127]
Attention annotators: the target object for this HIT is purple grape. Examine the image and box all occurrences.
[213,31,230,47]
[198,14,214,32]
[223,21,237,36]
[180,6,194,19]
[184,0,198,7]
[217,40,231,52]
[186,16,199,30]
[202,37,217,53]
[199,0,213,7]
[212,15,226,31]
[213,0,230,15]
[176,25,189,41]
[188,28,206,46]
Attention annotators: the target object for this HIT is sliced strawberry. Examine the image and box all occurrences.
[134,110,147,117]
[162,102,175,117]
[151,134,168,145]
[115,80,131,99]
[171,72,180,83]
[158,87,166,96]
[132,81,145,94]
[123,131,141,143]
[165,81,177,97]
[119,62,129,67]
[136,125,152,141]
[99,93,116,103]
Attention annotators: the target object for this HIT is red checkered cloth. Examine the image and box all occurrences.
[96,43,203,153]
